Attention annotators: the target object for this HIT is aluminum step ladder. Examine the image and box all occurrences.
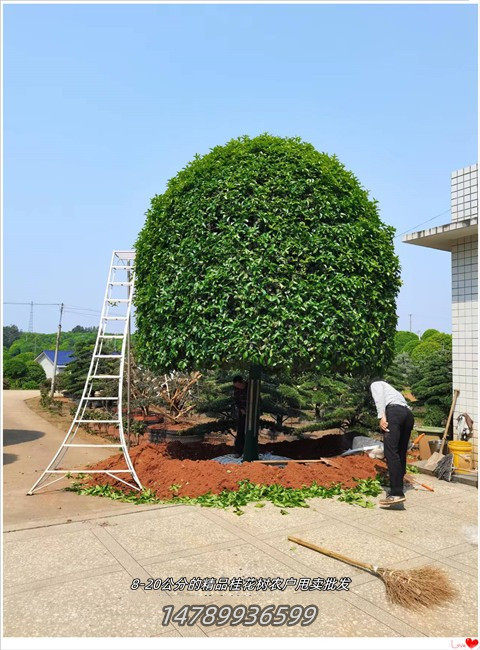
[27,250,142,494]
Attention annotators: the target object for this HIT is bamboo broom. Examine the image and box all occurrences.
[288,536,457,610]
[404,475,435,492]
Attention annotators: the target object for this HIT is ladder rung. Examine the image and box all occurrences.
[100,335,124,339]
[75,419,120,423]
[109,282,132,286]
[91,374,121,379]
[103,316,127,320]
[107,299,129,303]
[64,444,122,448]
[94,354,121,358]
[114,251,135,260]
[83,397,118,400]
[46,470,133,474]
[112,265,135,270]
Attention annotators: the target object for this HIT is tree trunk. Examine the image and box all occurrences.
[242,364,261,461]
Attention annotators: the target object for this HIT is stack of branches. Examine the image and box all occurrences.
[160,370,203,422]
[129,356,202,424]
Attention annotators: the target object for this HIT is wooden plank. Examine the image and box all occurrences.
[415,426,444,435]
[418,436,433,460]
[253,458,340,468]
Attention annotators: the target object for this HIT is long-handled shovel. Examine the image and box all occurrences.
[288,536,456,610]
[423,389,459,471]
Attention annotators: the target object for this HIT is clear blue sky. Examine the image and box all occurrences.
[4,3,477,335]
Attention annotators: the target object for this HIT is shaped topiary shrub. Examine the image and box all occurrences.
[135,134,401,458]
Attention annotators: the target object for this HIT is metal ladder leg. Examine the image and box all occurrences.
[28,250,142,494]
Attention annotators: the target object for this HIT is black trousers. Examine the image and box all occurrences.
[384,405,414,496]
[234,414,246,455]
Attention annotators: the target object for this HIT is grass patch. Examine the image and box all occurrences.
[66,476,383,515]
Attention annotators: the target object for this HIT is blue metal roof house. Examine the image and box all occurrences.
[34,350,75,379]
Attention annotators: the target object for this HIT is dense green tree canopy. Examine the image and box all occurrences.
[421,328,440,341]
[7,330,98,358]
[410,332,452,363]
[135,135,401,375]
[385,352,414,390]
[3,325,22,349]
[410,348,452,423]
[394,330,419,355]
[3,353,46,389]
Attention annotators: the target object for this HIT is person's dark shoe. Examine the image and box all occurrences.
[379,495,406,507]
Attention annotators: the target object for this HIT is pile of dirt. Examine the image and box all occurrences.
[80,437,386,499]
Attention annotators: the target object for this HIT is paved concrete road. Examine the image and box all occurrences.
[3,390,157,529]
[2,391,478,638]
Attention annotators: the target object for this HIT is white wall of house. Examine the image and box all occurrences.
[451,164,478,466]
[37,357,66,380]
[404,163,478,468]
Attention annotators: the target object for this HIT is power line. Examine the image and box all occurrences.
[4,302,61,306]
[3,301,103,330]
[4,301,100,312]
[63,310,100,319]
[395,208,451,238]
[65,305,101,313]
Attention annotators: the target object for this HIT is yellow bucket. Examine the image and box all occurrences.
[447,440,473,474]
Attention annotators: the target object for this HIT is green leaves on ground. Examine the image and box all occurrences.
[67,476,383,514]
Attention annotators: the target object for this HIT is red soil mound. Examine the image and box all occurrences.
[81,437,386,499]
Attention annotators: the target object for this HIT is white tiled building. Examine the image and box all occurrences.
[403,164,478,466]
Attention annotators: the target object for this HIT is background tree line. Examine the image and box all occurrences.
[3,324,452,430]
[385,329,452,426]
[3,325,98,389]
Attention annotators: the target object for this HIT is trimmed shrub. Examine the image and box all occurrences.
[394,331,420,355]
[402,338,420,356]
[385,352,414,391]
[3,353,46,389]
[410,333,451,363]
[423,405,447,427]
[410,348,452,415]
[135,134,400,376]
[421,328,440,341]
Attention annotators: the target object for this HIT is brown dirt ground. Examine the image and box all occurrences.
[81,437,387,499]
[25,396,96,438]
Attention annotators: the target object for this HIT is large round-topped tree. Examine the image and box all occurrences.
[135,134,401,460]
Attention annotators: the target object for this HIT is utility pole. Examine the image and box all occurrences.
[28,301,34,333]
[27,301,37,355]
[50,303,64,397]
[409,314,412,332]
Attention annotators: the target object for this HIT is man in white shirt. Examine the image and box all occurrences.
[370,378,414,506]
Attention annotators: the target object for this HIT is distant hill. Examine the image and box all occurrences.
[5,329,97,357]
